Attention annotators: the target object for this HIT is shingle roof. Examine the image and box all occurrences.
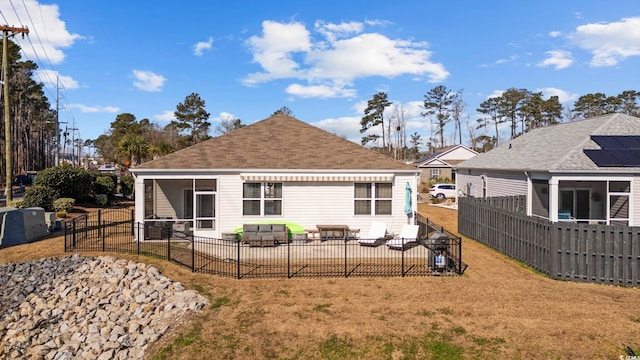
[456,113,640,172]
[133,114,416,171]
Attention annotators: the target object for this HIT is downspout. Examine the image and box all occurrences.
[524,171,531,216]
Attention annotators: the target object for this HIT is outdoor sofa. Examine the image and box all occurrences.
[242,224,289,247]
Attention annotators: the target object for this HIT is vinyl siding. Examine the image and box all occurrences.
[440,147,476,161]
[155,180,191,218]
[456,171,527,198]
[216,174,417,236]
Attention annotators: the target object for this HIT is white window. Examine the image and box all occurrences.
[354,183,392,215]
[430,169,440,179]
[243,182,282,216]
[609,181,630,225]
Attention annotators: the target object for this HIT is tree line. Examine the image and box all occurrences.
[0,39,57,181]
[2,35,640,176]
[360,87,640,160]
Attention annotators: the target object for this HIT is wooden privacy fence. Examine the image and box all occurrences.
[458,196,640,286]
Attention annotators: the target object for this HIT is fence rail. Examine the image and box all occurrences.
[64,210,466,279]
[459,196,640,286]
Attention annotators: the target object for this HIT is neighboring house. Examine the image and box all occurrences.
[415,145,478,183]
[455,113,640,226]
[130,114,419,239]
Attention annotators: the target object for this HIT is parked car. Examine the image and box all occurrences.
[429,183,456,200]
[13,174,33,186]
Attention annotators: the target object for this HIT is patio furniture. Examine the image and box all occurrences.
[357,222,389,247]
[271,224,289,244]
[386,224,420,250]
[144,221,172,240]
[558,209,574,221]
[241,224,289,247]
[306,228,320,240]
[222,232,237,242]
[316,225,351,241]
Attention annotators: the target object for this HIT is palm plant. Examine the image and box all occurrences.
[117,135,149,166]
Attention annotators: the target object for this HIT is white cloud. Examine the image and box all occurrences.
[153,110,175,122]
[313,100,428,145]
[216,112,237,121]
[307,33,448,82]
[536,87,579,103]
[2,0,82,64]
[536,50,573,70]
[132,70,167,92]
[569,17,640,67]
[495,55,519,64]
[549,31,562,38]
[312,116,362,143]
[69,104,119,113]
[314,20,363,42]
[285,83,356,98]
[193,37,214,56]
[243,20,449,97]
[244,21,312,85]
[486,90,504,99]
[34,69,79,89]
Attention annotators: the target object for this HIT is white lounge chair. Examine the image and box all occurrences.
[357,222,388,247]
[386,224,420,250]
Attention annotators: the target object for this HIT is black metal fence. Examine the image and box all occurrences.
[64,211,466,279]
[459,196,640,286]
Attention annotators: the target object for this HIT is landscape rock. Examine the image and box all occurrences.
[0,254,208,359]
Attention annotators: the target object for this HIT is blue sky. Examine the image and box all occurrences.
[2,0,640,151]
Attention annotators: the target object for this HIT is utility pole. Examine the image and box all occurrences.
[54,76,59,167]
[1,25,29,202]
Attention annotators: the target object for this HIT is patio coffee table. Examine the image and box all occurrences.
[316,225,350,241]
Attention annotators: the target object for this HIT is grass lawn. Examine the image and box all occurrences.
[1,202,639,359]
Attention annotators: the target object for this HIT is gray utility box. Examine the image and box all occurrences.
[0,207,49,247]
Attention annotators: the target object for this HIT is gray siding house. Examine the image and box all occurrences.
[455,113,640,226]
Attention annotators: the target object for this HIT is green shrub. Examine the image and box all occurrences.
[7,199,25,209]
[120,175,134,197]
[53,198,75,212]
[34,166,94,201]
[94,193,109,207]
[94,176,116,197]
[428,176,453,186]
[22,185,57,211]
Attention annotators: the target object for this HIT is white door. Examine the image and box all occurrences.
[194,191,217,238]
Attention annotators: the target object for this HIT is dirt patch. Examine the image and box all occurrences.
[1,203,639,359]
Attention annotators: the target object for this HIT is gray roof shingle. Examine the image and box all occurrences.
[133,114,416,171]
[456,113,640,172]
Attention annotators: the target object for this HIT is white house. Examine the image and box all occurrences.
[130,114,419,239]
[455,113,640,226]
[414,144,478,183]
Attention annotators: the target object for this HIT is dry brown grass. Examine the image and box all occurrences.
[1,203,639,359]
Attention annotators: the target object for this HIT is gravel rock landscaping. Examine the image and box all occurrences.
[0,254,208,359]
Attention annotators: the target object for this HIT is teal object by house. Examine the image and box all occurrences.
[404,182,412,215]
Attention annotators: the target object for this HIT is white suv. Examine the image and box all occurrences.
[429,183,457,200]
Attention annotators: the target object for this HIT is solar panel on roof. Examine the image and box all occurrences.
[586,136,640,167]
[591,135,640,149]
[585,149,640,167]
